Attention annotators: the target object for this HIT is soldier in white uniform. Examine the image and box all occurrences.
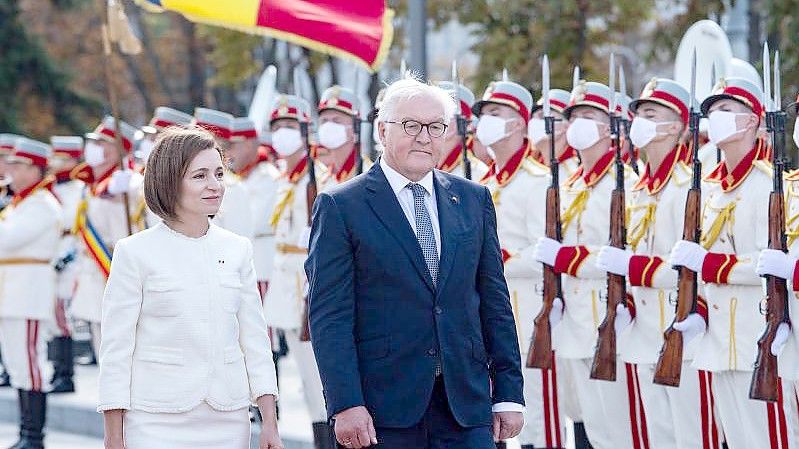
[528,89,580,181]
[669,77,798,449]
[0,134,22,212]
[435,81,488,181]
[0,138,62,448]
[533,81,642,449]
[316,86,371,186]
[69,116,144,357]
[262,95,333,448]
[194,108,254,240]
[597,78,722,449]
[471,80,558,449]
[46,136,85,393]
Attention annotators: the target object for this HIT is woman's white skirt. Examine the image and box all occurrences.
[124,402,250,449]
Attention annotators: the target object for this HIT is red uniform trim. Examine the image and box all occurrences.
[553,246,589,276]
[701,253,738,284]
[628,255,664,287]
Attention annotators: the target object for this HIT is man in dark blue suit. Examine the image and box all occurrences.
[306,77,524,449]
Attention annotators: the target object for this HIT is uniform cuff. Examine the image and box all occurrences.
[492,402,525,413]
[793,259,799,291]
[628,255,664,287]
[701,253,738,284]
[696,295,709,324]
[553,246,589,276]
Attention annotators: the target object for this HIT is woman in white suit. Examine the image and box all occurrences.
[98,127,282,449]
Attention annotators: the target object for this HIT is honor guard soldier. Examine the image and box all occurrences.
[533,81,643,449]
[69,116,143,357]
[0,134,22,211]
[472,80,560,449]
[193,107,254,240]
[597,78,722,449]
[46,136,85,393]
[435,81,488,180]
[227,116,280,300]
[316,85,372,185]
[138,107,193,165]
[669,77,798,448]
[529,88,580,181]
[0,138,63,448]
[262,94,333,448]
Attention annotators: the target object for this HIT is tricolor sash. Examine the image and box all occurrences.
[74,193,112,278]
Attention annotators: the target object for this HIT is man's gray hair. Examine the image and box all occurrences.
[376,76,456,125]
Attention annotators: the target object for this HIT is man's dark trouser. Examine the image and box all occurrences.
[358,377,496,449]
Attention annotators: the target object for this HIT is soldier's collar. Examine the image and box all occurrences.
[335,147,358,183]
[10,176,52,207]
[569,150,615,188]
[559,145,577,163]
[482,140,531,187]
[704,140,763,192]
[286,157,308,184]
[437,143,464,173]
[633,145,681,195]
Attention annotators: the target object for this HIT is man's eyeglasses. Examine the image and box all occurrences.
[384,120,448,138]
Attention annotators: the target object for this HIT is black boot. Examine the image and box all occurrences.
[16,391,45,449]
[0,350,12,387]
[495,442,507,449]
[520,445,536,449]
[573,422,593,449]
[49,337,74,394]
[312,421,336,449]
[7,390,29,449]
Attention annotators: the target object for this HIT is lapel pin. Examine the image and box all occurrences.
[451,195,459,204]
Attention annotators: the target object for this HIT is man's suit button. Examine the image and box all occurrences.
[427,348,437,356]
[434,306,442,315]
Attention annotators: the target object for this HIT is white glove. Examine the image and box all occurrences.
[549,297,564,327]
[297,226,312,250]
[668,240,708,273]
[108,169,133,195]
[673,313,706,344]
[533,237,563,267]
[771,322,791,356]
[597,246,632,276]
[614,303,632,334]
[757,249,796,280]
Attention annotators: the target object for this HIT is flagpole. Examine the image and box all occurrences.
[408,0,427,77]
[99,0,133,235]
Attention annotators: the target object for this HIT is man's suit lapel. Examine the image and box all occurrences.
[365,163,435,293]
[433,170,465,293]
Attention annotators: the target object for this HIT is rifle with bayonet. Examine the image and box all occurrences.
[590,55,628,381]
[528,55,561,369]
[654,49,702,387]
[451,61,472,180]
[750,44,789,402]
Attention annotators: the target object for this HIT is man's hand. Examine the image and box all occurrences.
[492,411,524,442]
[334,406,378,448]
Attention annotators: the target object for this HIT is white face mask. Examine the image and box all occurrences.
[271,128,303,156]
[566,117,602,150]
[628,117,677,149]
[793,118,799,148]
[708,110,747,145]
[476,115,512,146]
[528,118,547,144]
[137,139,155,162]
[84,141,106,167]
[318,122,349,149]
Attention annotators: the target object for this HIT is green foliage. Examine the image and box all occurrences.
[199,26,264,88]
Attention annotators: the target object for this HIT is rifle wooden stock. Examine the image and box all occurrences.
[749,190,788,401]
[527,184,561,369]
[590,187,626,381]
[654,187,701,386]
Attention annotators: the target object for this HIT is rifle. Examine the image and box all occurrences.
[452,61,472,180]
[750,45,789,402]
[590,55,628,381]
[527,55,561,369]
[654,50,701,387]
[354,69,364,175]
[295,67,318,343]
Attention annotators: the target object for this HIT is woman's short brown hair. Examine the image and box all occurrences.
[144,126,222,221]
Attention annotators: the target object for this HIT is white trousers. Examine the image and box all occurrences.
[712,371,798,449]
[565,357,648,449]
[284,328,327,422]
[518,352,565,448]
[0,319,52,392]
[636,363,722,449]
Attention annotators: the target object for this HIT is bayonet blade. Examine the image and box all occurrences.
[620,65,628,119]
[690,49,697,111]
[763,42,772,113]
[609,53,617,116]
[711,63,717,91]
[543,55,551,118]
[775,51,782,111]
[573,66,580,90]
[400,58,407,78]
[502,67,509,82]
[451,60,461,116]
